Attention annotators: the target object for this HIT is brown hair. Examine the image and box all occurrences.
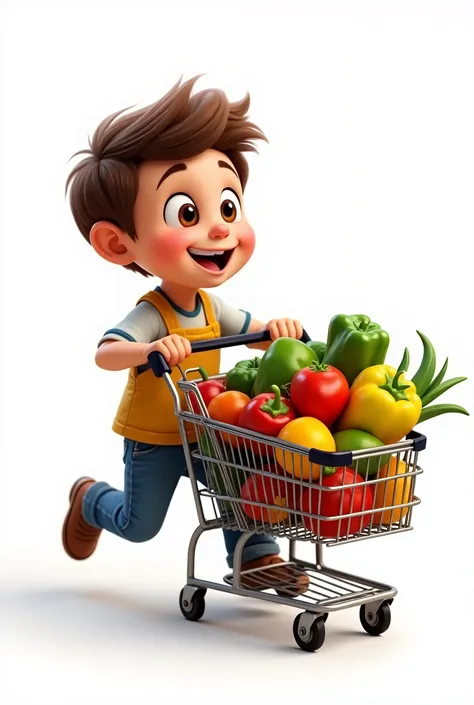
[66,75,267,276]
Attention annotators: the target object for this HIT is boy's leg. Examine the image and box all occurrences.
[185,449,309,594]
[62,441,184,559]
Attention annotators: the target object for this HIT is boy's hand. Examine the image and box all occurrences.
[245,317,304,351]
[265,318,303,341]
[144,335,192,367]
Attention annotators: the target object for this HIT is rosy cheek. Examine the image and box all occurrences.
[238,226,256,254]
[154,230,190,264]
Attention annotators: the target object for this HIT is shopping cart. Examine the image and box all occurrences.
[148,330,426,652]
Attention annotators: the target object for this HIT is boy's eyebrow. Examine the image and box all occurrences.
[218,160,239,178]
[156,163,187,190]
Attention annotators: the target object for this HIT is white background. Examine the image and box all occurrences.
[1,0,474,703]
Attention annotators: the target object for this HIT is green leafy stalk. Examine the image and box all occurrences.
[421,376,468,407]
[423,357,449,398]
[397,347,410,374]
[411,331,436,397]
[418,404,469,424]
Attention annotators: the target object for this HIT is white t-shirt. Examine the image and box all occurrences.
[98,287,251,346]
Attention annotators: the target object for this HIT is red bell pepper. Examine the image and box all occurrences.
[189,367,226,414]
[301,467,374,539]
[238,385,296,437]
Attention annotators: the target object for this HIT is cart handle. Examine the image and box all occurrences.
[147,328,311,378]
[308,429,427,466]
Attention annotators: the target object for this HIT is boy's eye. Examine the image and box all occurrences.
[220,189,241,223]
[164,193,199,228]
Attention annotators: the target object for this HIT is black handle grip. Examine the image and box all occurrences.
[147,328,311,378]
[406,430,427,452]
[308,429,428,467]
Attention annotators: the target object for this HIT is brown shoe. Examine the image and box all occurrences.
[62,477,102,560]
[239,556,310,595]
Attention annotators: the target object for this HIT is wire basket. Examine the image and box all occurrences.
[178,374,423,547]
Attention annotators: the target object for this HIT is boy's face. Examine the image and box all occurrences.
[129,149,256,287]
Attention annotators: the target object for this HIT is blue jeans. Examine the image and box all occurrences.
[82,439,280,568]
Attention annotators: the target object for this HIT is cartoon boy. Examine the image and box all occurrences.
[62,76,309,594]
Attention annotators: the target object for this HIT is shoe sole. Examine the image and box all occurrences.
[225,562,310,595]
[62,476,96,561]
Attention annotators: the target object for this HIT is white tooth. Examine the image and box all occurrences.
[188,248,224,256]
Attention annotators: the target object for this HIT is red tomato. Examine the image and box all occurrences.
[189,371,226,414]
[290,363,349,426]
[241,472,290,524]
[300,467,373,539]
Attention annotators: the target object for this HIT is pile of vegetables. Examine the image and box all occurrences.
[191,314,469,539]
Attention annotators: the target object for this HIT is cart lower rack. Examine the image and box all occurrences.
[148,330,426,652]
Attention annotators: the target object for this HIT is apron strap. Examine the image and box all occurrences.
[137,290,182,334]
[197,289,218,327]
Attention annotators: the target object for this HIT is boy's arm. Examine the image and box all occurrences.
[94,302,191,371]
[95,336,192,371]
[96,339,152,371]
[245,318,272,351]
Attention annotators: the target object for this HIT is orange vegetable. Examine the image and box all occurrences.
[372,457,413,525]
[207,391,250,447]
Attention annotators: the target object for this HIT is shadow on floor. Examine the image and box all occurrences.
[1,583,366,655]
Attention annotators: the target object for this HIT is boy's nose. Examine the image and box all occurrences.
[208,223,230,240]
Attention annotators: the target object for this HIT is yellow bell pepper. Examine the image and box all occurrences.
[337,351,422,445]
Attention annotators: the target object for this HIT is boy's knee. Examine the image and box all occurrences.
[122,518,164,543]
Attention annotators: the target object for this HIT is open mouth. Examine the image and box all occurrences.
[187,247,235,273]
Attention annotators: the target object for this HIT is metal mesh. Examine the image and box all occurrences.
[223,562,384,607]
[179,375,422,547]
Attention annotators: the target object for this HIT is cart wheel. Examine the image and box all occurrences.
[293,613,326,652]
[359,602,391,636]
[179,588,206,622]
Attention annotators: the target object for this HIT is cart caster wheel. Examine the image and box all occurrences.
[179,588,206,622]
[360,601,391,636]
[293,612,326,652]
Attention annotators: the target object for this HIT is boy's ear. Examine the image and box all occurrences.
[89,221,136,266]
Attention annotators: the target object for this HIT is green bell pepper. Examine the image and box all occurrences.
[323,314,390,387]
[252,337,318,395]
[225,357,260,396]
[306,340,326,363]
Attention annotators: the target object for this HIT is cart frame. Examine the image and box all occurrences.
[147,330,426,652]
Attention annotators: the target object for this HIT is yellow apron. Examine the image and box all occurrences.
[112,289,221,446]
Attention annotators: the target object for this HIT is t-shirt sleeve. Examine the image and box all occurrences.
[97,301,166,347]
[209,294,252,337]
